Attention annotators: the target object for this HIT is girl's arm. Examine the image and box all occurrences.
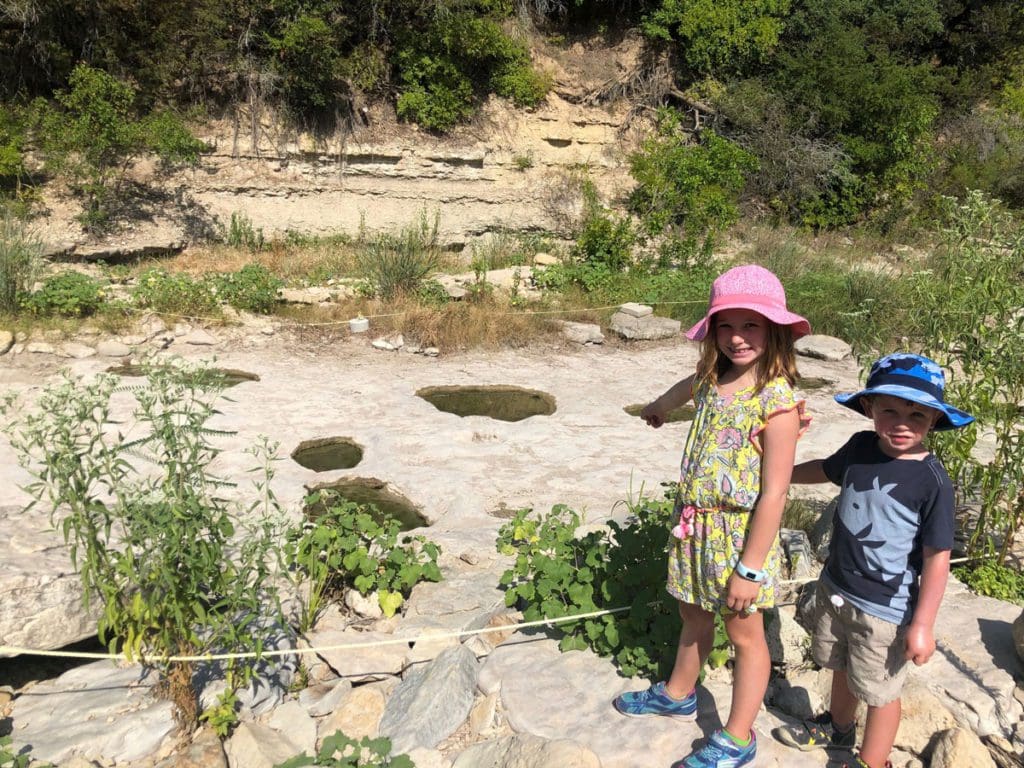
[905,546,950,665]
[641,373,696,428]
[726,407,801,613]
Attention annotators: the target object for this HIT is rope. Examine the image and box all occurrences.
[0,553,983,663]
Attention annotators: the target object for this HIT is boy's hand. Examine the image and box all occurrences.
[640,402,665,428]
[905,623,936,665]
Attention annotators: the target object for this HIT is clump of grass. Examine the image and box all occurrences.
[356,211,442,299]
[0,213,42,314]
[782,497,822,536]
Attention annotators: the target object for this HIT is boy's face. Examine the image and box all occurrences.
[860,394,942,458]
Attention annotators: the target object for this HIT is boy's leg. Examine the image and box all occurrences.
[721,610,769,741]
[667,601,716,698]
[858,697,901,768]
[828,669,858,731]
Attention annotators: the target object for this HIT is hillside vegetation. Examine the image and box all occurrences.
[2,0,1023,232]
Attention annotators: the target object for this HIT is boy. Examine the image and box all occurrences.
[775,353,974,768]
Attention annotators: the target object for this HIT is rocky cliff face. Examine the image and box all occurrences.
[37,93,638,259]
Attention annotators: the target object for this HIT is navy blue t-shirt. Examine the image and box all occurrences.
[821,431,955,625]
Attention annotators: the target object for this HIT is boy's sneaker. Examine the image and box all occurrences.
[673,729,757,768]
[612,682,697,719]
[774,712,856,751]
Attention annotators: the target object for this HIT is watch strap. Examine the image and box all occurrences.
[734,561,768,583]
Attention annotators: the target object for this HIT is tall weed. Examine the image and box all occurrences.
[0,214,42,313]
[357,212,441,299]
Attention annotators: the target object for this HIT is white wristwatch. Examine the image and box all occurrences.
[734,561,768,583]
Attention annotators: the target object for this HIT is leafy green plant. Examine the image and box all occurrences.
[285,492,442,630]
[22,271,104,317]
[925,192,1024,566]
[276,731,413,768]
[496,494,682,678]
[214,264,282,314]
[133,267,220,318]
[356,212,441,300]
[953,561,1024,605]
[0,213,42,313]
[629,114,757,250]
[1,361,290,727]
[199,685,240,737]
[0,735,51,768]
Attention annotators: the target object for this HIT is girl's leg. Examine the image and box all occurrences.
[722,611,770,740]
[859,698,901,768]
[666,601,716,699]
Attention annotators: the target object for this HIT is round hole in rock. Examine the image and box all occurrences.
[416,385,556,422]
[106,364,260,387]
[291,437,364,472]
[623,403,696,423]
[306,477,427,531]
[795,376,836,391]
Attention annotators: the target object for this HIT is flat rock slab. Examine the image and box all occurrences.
[10,660,176,765]
[479,632,828,768]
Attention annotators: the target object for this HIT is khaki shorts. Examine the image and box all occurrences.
[811,580,909,707]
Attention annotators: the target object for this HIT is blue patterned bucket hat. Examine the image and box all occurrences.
[834,353,974,431]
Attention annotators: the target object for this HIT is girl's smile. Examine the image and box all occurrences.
[714,309,768,373]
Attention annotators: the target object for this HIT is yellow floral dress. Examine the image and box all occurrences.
[666,376,809,612]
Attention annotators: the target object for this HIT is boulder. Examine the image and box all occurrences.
[795,334,852,361]
[930,728,997,768]
[608,311,680,340]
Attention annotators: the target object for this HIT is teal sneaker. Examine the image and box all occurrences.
[674,729,757,768]
[612,681,697,719]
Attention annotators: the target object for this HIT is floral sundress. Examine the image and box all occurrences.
[666,376,809,612]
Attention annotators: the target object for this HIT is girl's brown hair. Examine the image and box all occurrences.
[694,314,799,391]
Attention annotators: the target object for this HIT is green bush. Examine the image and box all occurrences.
[276,732,414,768]
[953,561,1024,604]
[268,12,343,112]
[642,0,790,75]
[285,492,442,631]
[40,64,205,232]
[223,211,265,251]
[629,115,757,247]
[1,361,290,726]
[357,212,441,299]
[496,495,682,678]
[0,213,42,314]
[214,264,281,314]
[133,268,220,318]
[23,271,103,317]
[573,209,637,272]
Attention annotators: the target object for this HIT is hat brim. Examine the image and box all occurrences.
[834,385,975,431]
[685,301,811,341]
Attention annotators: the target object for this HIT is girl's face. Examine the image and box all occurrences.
[714,309,768,373]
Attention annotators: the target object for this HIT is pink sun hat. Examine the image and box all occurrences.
[685,264,811,341]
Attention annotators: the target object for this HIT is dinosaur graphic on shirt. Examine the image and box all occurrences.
[834,477,916,601]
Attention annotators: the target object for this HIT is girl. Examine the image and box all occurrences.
[614,264,810,768]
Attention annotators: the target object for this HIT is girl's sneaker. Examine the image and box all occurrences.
[612,682,697,719]
[774,712,856,751]
[673,729,757,768]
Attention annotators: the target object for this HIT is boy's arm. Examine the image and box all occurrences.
[641,374,695,428]
[905,546,950,665]
[792,459,828,484]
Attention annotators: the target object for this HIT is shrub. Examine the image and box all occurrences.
[629,114,757,248]
[214,264,282,314]
[133,268,220,318]
[953,561,1024,604]
[0,213,42,313]
[223,211,265,251]
[268,12,343,112]
[40,64,205,232]
[573,208,637,273]
[23,271,103,317]
[496,494,684,678]
[285,492,442,631]
[1,361,290,727]
[357,212,441,299]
